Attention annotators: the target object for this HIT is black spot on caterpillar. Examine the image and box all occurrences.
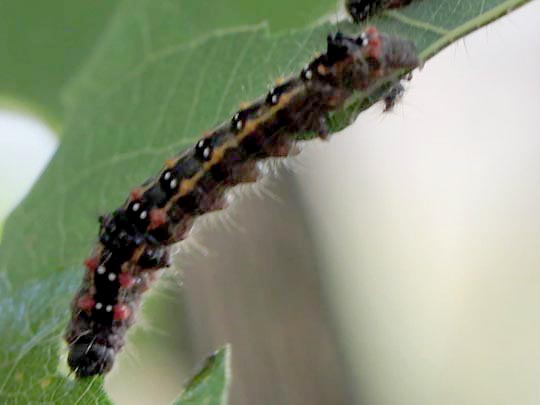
[346,0,414,22]
[64,26,420,378]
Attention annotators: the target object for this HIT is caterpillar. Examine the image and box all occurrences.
[64,26,420,378]
[346,0,414,22]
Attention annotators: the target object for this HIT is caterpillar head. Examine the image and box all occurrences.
[68,339,115,378]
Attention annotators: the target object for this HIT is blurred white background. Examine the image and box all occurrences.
[298,1,540,403]
[1,1,539,403]
[0,110,56,223]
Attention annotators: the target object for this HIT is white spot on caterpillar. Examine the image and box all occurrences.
[105,305,113,312]
[169,178,178,189]
[97,266,106,275]
[108,273,117,281]
[95,302,103,310]
[359,32,369,47]
[139,210,148,220]
[132,202,140,212]
[203,147,211,160]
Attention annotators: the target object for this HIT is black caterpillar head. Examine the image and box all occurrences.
[326,32,361,64]
[68,340,115,378]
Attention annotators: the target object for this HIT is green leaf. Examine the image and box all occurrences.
[173,346,232,405]
[0,0,120,129]
[0,0,532,403]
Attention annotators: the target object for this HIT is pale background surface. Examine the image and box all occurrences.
[0,110,56,221]
[1,1,539,404]
[299,2,540,403]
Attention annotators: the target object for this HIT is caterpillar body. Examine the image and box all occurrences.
[64,26,420,378]
[346,0,414,22]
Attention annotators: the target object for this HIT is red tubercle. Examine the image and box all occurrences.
[113,304,131,321]
[84,256,100,272]
[149,208,167,229]
[365,26,382,59]
[119,272,135,288]
[365,26,379,37]
[130,187,144,201]
[77,295,95,311]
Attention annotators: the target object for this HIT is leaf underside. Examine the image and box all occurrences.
[0,0,532,403]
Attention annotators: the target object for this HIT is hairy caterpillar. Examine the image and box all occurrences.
[346,0,414,22]
[64,26,420,378]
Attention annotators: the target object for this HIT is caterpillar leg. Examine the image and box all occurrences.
[383,81,405,112]
[315,115,330,140]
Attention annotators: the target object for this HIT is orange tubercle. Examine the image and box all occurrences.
[164,158,177,169]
